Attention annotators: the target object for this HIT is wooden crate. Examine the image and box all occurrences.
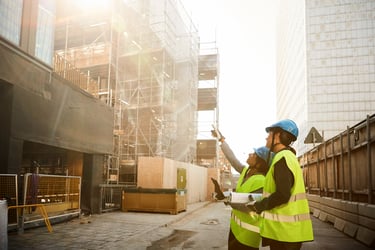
[122,188,186,215]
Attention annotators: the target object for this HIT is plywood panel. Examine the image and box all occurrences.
[162,158,177,188]
[137,157,211,204]
[137,157,164,188]
[186,164,207,203]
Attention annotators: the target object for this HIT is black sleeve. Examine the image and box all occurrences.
[254,157,294,213]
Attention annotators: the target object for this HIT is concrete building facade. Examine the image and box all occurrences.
[1,0,220,217]
[276,0,375,154]
[0,0,114,215]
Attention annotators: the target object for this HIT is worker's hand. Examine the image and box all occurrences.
[211,129,219,138]
[246,201,259,214]
[211,128,225,142]
[211,178,226,200]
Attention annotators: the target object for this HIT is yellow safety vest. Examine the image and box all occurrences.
[259,150,314,242]
[230,167,265,247]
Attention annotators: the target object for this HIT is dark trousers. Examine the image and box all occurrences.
[228,229,259,250]
[263,238,302,250]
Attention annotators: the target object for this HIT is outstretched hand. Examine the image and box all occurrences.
[211,130,219,138]
[211,128,225,141]
[211,178,226,200]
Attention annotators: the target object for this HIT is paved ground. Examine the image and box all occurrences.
[6,201,374,250]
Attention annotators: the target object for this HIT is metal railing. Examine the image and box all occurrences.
[54,53,99,96]
[12,174,82,231]
[8,204,53,233]
[99,184,136,212]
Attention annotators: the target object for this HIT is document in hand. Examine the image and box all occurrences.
[229,192,251,203]
[227,192,263,213]
[229,192,262,203]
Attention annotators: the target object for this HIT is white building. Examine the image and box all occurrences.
[276,0,375,154]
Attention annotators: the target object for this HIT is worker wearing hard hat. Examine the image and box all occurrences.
[250,119,314,250]
[211,128,273,250]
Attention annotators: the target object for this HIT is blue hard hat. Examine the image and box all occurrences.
[265,119,299,140]
[253,146,274,165]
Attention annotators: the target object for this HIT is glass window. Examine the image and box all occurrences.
[35,0,56,65]
[0,0,23,45]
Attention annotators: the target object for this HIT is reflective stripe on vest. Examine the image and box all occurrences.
[231,213,260,233]
[263,211,311,223]
[263,192,306,203]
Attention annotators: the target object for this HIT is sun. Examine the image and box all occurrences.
[72,0,110,11]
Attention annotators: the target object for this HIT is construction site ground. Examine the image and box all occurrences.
[7,201,373,250]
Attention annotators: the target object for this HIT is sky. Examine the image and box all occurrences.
[182,0,278,163]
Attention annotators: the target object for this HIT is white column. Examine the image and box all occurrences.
[0,200,8,250]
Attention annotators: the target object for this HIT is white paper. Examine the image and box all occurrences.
[229,192,250,203]
[249,193,262,201]
[229,192,262,203]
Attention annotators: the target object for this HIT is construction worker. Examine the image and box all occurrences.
[250,119,314,250]
[211,129,273,250]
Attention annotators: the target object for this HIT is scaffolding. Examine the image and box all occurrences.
[196,41,220,167]
[54,0,202,184]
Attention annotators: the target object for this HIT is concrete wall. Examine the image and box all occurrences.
[0,39,114,156]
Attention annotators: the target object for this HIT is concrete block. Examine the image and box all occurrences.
[320,197,334,206]
[326,214,336,224]
[341,200,359,214]
[321,197,358,214]
[323,205,358,224]
[313,209,320,218]
[358,203,375,220]
[334,217,346,232]
[343,221,358,237]
[308,201,320,213]
[319,211,328,222]
[307,194,321,203]
[309,207,315,214]
[358,214,375,231]
[356,226,375,247]
[308,199,320,207]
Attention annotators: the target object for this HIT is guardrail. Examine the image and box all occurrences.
[8,204,53,233]
[54,53,99,96]
[3,174,81,231]
[99,184,136,213]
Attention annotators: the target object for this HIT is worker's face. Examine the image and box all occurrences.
[266,131,279,149]
[246,152,257,166]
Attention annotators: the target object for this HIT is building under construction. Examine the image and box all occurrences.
[54,0,219,184]
[0,0,219,224]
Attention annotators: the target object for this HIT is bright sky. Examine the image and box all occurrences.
[182,0,278,163]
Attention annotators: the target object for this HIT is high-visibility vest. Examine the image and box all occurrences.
[230,167,265,247]
[259,150,314,242]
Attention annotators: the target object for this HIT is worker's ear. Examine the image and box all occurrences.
[273,131,281,142]
[280,131,293,146]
